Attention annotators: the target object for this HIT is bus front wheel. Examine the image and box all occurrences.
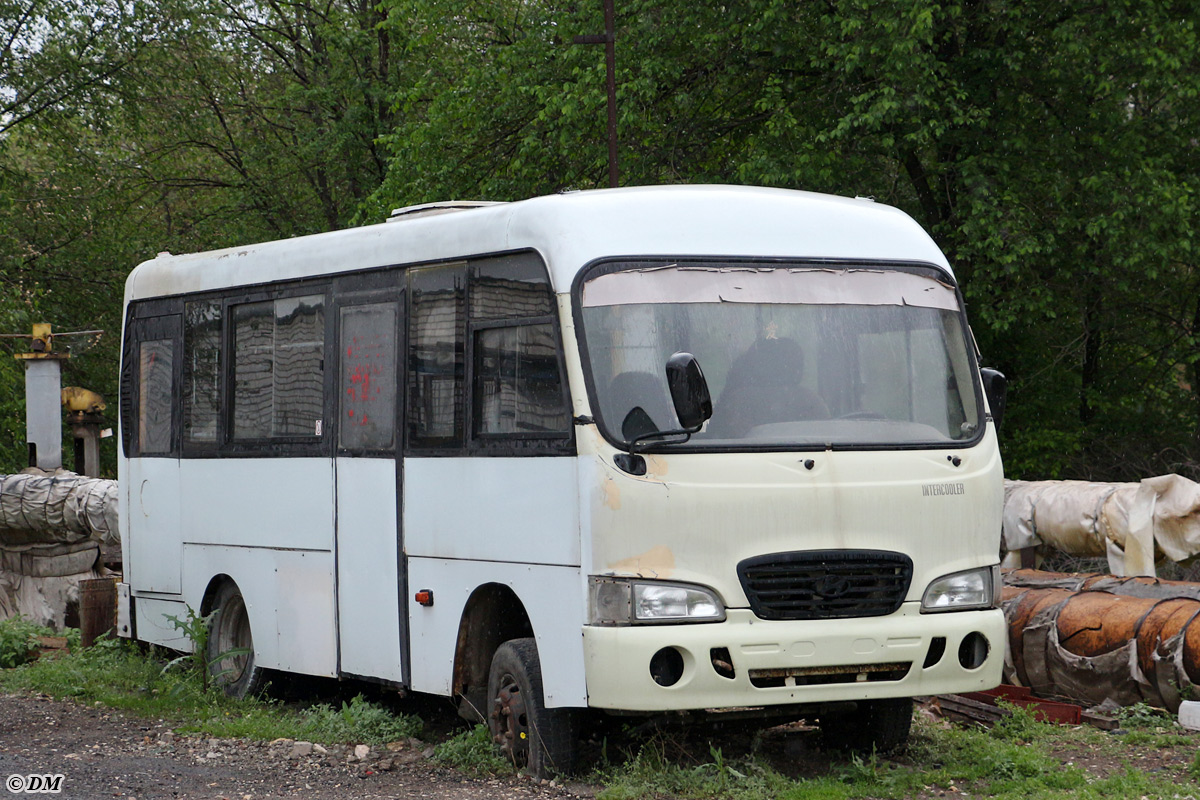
[207,581,266,698]
[486,637,577,778]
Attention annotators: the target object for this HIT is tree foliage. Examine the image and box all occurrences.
[0,0,1197,481]
[374,0,1200,480]
[0,0,409,474]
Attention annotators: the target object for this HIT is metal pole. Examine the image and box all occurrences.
[603,0,618,188]
[573,0,619,187]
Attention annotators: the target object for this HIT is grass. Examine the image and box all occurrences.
[0,629,421,745]
[592,704,1200,800]
[3,616,1199,797]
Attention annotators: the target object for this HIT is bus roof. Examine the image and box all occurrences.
[124,185,952,303]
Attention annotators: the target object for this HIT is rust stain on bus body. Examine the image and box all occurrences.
[608,544,675,579]
[602,477,621,510]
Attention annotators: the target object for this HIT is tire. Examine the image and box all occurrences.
[820,697,913,753]
[487,637,578,778]
[206,582,266,698]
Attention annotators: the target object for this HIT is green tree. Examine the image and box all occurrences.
[374,0,1200,481]
[0,0,413,475]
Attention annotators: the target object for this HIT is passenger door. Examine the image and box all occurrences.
[333,292,407,683]
[125,313,183,594]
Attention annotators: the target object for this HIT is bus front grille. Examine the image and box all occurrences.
[737,550,913,621]
[748,661,912,688]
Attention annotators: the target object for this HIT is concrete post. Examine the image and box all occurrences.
[14,323,70,471]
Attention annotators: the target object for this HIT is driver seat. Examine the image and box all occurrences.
[712,338,829,437]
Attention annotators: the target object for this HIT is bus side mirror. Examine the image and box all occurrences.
[666,352,713,432]
[980,368,1007,433]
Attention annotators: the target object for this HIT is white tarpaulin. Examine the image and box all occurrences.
[0,469,116,627]
[1002,475,1200,577]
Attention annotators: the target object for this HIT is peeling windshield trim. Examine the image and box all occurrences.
[582,266,960,311]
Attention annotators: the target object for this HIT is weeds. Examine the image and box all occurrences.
[593,731,795,800]
[1115,702,1178,730]
[433,724,512,777]
[0,616,55,668]
[161,606,251,694]
[988,700,1050,743]
[300,695,423,744]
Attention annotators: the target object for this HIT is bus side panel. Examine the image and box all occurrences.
[405,557,587,707]
[182,544,338,677]
[335,456,403,683]
[133,596,190,651]
[404,458,580,566]
[180,459,335,552]
[127,457,182,594]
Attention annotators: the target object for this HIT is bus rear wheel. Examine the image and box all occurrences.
[820,697,913,753]
[207,581,266,698]
[487,637,577,778]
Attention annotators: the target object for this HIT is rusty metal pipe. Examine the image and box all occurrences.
[1002,570,1200,711]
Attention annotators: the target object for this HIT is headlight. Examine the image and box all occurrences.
[588,577,725,625]
[921,565,1000,612]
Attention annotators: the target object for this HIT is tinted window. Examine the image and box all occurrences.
[475,323,569,435]
[340,302,398,450]
[233,294,325,439]
[138,339,174,453]
[469,255,555,320]
[183,300,221,443]
[408,265,465,446]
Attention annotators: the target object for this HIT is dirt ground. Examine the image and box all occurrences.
[0,693,584,800]
[2,691,1198,800]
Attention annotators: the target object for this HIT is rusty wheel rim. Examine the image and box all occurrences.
[491,672,530,766]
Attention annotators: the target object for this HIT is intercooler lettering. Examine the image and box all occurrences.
[922,482,965,497]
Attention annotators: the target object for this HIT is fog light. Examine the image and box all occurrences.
[650,647,685,686]
[958,632,989,669]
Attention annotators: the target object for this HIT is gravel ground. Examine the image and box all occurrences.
[0,693,590,800]
[5,689,1196,799]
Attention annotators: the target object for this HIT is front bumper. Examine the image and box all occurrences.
[583,604,1004,711]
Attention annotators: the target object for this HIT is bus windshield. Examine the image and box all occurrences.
[580,263,981,449]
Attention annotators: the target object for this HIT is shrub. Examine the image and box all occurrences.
[0,616,55,668]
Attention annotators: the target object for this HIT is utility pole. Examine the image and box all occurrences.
[573,0,619,188]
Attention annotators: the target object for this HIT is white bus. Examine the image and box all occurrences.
[118,185,1007,775]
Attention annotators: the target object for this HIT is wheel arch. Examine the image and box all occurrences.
[451,582,534,721]
[199,573,236,616]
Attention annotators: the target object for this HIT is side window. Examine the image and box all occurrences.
[340,302,398,451]
[183,300,221,443]
[233,294,326,439]
[474,323,569,435]
[408,265,465,447]
[138,339,175,454]
[469,254,571,445]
